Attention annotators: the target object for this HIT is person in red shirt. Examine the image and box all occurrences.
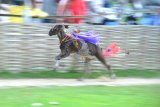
[57,0,87,23]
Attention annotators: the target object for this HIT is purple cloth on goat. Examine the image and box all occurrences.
[71,31,100,45]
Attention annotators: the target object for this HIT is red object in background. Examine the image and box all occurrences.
[65,0,87,23]
[103,42,121,57]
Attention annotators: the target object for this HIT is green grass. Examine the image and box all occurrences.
[0,85,159,107]
[0,69,159,79]
[115,69,160,78]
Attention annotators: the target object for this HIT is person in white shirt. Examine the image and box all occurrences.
[86,0,118,25]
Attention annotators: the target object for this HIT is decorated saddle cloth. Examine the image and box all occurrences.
[71,31,100,45]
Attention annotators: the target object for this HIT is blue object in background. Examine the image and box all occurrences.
[140,14,160,25]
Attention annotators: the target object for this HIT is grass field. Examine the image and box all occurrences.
[0,69,159,79]
[0,85,159,107]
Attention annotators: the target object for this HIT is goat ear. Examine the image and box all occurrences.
[64,25,69,29]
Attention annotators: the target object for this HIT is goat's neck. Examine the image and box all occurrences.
[57,30,66,43]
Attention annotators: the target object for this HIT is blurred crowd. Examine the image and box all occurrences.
[0,0,160,25]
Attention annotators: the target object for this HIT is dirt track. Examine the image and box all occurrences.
[0,78,160,87]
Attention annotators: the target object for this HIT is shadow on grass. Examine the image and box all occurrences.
[0,69,159,79]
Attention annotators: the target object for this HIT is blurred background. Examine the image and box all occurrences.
[0,0,160,25]
[0,1,160,107]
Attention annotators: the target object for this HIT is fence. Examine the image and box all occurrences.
[0,23,160,71]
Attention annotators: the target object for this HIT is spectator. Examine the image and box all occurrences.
[7,0,48,23]
[140,0,160,25]
[125,0,143,25]
[56,0,87,24]
[87,0,118,25]
[103,0,119,25]
[9,0,37,23]
[12,0,36,8]
[42,0,58,23]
